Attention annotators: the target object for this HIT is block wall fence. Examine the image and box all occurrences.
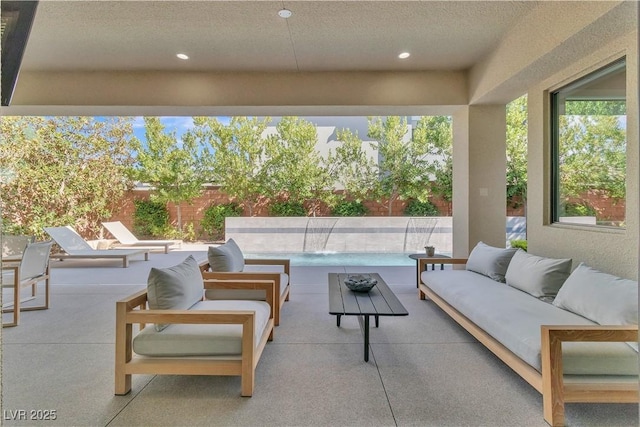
[108,186,469,240]
[105,185,623,240]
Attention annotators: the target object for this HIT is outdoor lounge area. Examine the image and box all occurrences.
[1,2,639,426]
[1,245,637,426]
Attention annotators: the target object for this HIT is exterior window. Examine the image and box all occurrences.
[551,58,626,228]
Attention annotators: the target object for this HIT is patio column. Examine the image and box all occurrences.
[452,105,507,256]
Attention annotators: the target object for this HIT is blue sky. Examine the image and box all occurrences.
[130,116,232,145]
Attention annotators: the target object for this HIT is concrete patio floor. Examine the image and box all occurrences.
[1,246,637,426]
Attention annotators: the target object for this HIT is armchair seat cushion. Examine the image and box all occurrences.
[132,300,271,357]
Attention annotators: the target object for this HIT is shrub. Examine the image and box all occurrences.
[561,202,596,217]
[404,199,440,216]
[201,203,243,241]
[510,239,528,251]
[331,200,368,217]
[161,222,196,241]
[133,199,169,238]
[269,201,306,217]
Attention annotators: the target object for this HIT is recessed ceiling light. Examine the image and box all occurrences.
[398,52,411,59]
[176,53,189,60]
[278,8,292,19]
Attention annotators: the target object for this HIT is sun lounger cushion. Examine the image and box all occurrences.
[465,242,517,282]
[208,239,245,272]
[423,270,639,375]
[505,250,572,297]
[132,300,271,357]
[147,255,203,331]
[553,263,638,326]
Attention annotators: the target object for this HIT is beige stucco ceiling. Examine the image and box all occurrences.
[23,1,539,73]
[6,0,635,115]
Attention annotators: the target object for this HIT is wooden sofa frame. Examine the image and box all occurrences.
[418,258,639,426]
[199,258,291,326]
[115,279,276,397]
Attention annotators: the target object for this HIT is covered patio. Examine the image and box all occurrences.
[1,1,638,426]
[1,247,636,426]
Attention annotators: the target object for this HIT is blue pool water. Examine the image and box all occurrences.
[245,252,423,267]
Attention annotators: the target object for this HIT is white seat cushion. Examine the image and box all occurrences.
[133,300,271,357]
[423,270,638,376]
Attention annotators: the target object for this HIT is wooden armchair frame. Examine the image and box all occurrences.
[199,258,291,326]
[115,279,275,397]
[418,258,639,426]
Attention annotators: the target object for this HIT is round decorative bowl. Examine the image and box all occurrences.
[344,274,378,292]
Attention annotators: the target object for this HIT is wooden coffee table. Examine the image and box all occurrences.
[328,273,408,361]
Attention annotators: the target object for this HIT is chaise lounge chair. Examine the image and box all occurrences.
[44,226,150,268]
[102,221,182,254]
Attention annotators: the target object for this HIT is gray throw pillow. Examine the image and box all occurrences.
[505,250,572,297]
[207,238,245,272]
[147,255,204,331]
[553,263,638,326]
[466,242,517,282]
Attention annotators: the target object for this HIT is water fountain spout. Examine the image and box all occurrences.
[403,217,438,253]
[303,218,338,253]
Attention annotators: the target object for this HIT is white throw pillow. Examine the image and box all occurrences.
[147,255,204,331]
[207,238,245,272]
[466,242,517,282]
[505,250,572,297]
[553,263,638,326]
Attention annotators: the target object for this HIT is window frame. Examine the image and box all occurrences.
[549,57,627,227]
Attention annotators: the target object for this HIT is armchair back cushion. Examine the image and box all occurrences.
[553,263,638,326]
[207,239,245,272]
[505,250,572,298]
[466,242,517,282]
[147,255,203,331]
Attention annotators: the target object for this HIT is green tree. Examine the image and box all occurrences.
[265,117,334,215]
[0,116,135,238]
[327,128,378,202]
[558,112,626,202]
[421,116,453,204]
[506,95,528,209]
[132,117,207,235]
[367,116,436,216]
[191,116,271,216]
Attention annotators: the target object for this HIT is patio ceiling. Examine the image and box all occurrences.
[4,1,634,115]
[22,1,538,73]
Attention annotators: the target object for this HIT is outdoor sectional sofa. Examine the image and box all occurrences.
[418,243,639,426]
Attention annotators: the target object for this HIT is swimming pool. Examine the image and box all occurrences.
[244,252,443,267]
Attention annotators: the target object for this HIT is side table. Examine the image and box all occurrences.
[408,253,452,288]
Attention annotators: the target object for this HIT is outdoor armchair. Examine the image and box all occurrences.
[2,240,53,327]
[102,221,181,254]
[199,239,290,326]
[44,226,150,268]
[115,255,275,397]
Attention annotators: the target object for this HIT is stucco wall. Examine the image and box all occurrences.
[527,31,638,280]
[226,216,454,254]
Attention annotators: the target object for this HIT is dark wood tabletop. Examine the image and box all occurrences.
[328,272,408,361]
